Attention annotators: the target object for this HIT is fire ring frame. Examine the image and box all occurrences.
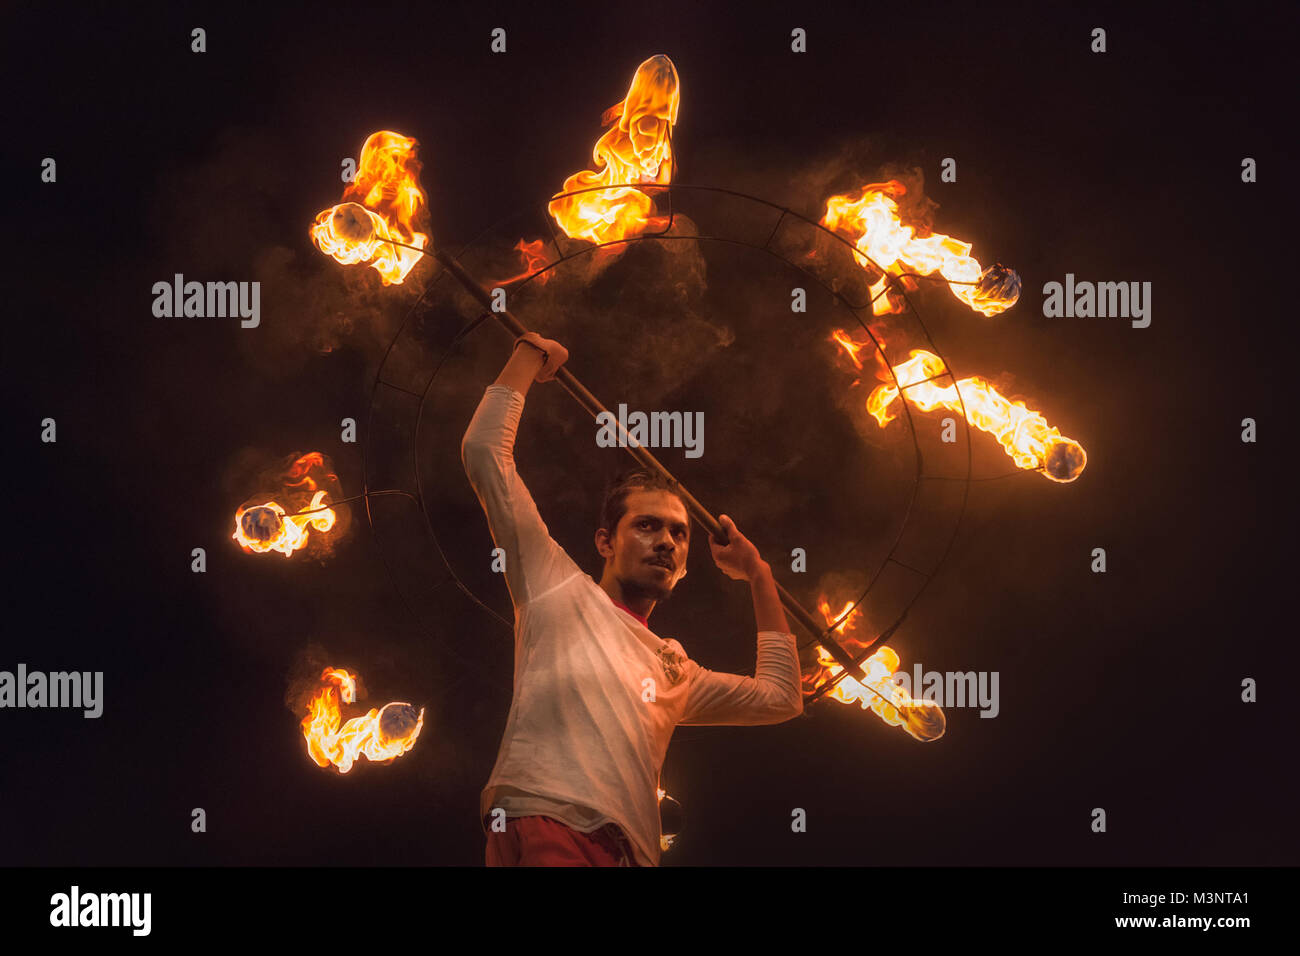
[362,182,992,706]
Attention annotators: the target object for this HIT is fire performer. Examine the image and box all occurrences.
[462,332,803,867]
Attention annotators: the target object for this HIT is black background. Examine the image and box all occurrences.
[3,0,1295,871]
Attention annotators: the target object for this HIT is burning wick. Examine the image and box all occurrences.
[310,131,431,285]
[330,202,376,242]
[239,506,283,543]
[377,702,421,741]
[975,263,1022,312]
[301,667,426,774]
[808,601,947,741]
[898,699,946,742]
[821,180,1021,317]
[232,491,336,557]
[834,340,1088,483]
[231,452,349,557]
[319,201,436,274]
[548,54,680,247]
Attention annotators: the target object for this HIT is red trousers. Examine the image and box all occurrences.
[485,814,637,866]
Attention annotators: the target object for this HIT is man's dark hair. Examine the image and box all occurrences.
[598,467,690,544]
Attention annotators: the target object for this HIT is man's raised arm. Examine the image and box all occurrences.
[460,334,578,609]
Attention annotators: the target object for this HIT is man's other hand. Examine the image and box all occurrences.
[708,514,764,582]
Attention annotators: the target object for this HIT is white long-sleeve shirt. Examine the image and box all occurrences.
[462,384,803,866]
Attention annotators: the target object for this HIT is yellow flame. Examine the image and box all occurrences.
[232,490,336,557]
[806,597,945,741]
[301,667,425,774]
[232,453,340,557]
[821,181,1016,316]
[548,55,679,245]
[311,131,431,285]
[855,344,1086,482]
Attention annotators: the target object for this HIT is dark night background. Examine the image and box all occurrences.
[3,0,1294,870]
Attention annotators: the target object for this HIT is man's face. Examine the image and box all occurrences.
[597,489,690,601]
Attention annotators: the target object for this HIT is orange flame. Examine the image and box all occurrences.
[232,490,336,557]
[301,667,425,774]
[821,180,1017,316]
[830,327,869,369]
[548,55,679,246]
[805,596,945,742]
[843,339,1086,482]
[232,452,341,557]
[491,238,555,287]
[311,131,431,285]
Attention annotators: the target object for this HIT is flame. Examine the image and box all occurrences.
[233,490,336,557]
[821,180,1018,317]
[301,667,425,774]
[286,451,328,482]
[830,326,895,389]
[311,131,431,285]
[805,596,945,741]
[232,452,342,557]
[830,328,869,369]
[548,55,679,246]
[842,339,1086,481]
[492,238,555,287]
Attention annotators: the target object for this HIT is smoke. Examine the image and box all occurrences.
[145,127,425,379]
[499,214,733,404]
[696,132,937,231]
[239,242,423,375]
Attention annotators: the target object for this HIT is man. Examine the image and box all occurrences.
[462,331,803,867]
